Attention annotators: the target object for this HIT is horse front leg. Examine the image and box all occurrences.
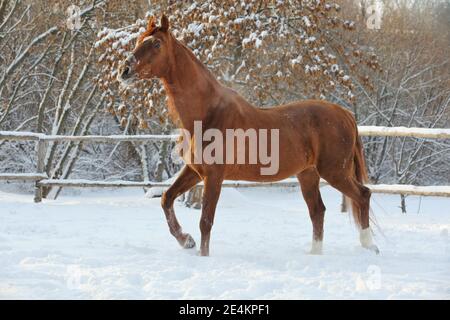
[161,166,201,249]
[199,173,223,256]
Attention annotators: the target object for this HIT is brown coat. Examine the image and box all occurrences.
[118,15,376,256]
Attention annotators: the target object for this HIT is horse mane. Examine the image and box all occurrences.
[173,36,218,83]
[137,24,160,43]
[160,34,222,130]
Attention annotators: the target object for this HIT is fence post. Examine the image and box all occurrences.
[34,139,47,203]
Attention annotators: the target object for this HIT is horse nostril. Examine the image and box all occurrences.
[121,66,130,78]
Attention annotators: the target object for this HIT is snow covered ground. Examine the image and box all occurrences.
[0,185,448,299]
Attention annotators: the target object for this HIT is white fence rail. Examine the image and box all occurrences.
[0,126,449,202]
[358,126,450,139]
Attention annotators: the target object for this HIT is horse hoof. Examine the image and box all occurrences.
[364,244,380,255]
[199,247,210,256]
[182,234,196,249]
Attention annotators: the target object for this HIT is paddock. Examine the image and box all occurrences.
[0,186,448,299]
[0,127,449,299]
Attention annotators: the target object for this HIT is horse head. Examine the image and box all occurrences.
[118,14,172,85]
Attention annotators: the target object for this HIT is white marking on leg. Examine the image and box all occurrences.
[360,228,380,254]
[360,228,373,248]
[310,239,323,255]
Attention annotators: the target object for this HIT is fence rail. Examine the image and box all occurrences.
[2,126,450,141]
[358,126,450,139]
[1,127,449,202]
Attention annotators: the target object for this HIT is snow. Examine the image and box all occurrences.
[290,55,303,67]
[144,186,166,199]
[1,126,448,143]
[305,36,316,44]
[0,186,448,299]
[37,179,169,187]
[302,16,312,28]
[0,131,179,142]
[0,173,46,178]
[358,126,450,139]
[242,32,261,48]
[0,131,43,140]
[187,23,204,37]
[368,184,450,197]
[255,38,262,49]
[0,173,48,181]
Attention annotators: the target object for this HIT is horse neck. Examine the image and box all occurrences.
[161,38,221,133]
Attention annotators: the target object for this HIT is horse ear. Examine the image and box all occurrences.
[147,16,156,31]
[160,14,169,32]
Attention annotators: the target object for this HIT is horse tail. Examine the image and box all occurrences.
[349,129,369,228]
[354,133,369,185]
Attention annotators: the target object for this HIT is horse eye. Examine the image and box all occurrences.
[154,41,161,49]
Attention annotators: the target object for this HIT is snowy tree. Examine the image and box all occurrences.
[94,0,383,206]
[351,0,450,212]
[96,0,381,127]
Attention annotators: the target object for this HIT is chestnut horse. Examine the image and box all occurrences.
[118,15,379,256]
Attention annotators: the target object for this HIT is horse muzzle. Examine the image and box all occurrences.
[117,55,137,84]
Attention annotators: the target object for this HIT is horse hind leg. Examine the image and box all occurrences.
[326,175,379,254]
[297,168,326,255]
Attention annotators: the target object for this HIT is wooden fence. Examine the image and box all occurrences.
[0,126,449,202]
